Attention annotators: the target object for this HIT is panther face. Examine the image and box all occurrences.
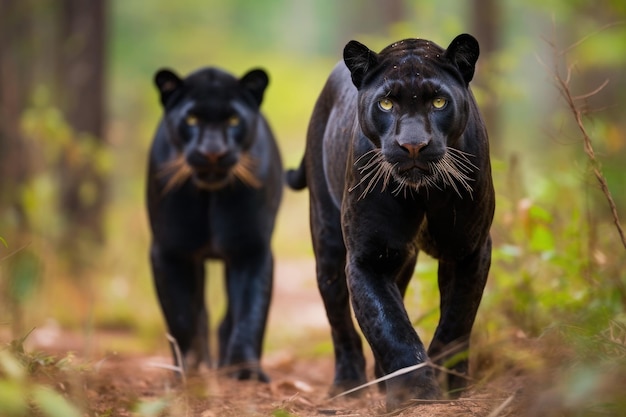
[154,67,268,191]
[345,37,480,198]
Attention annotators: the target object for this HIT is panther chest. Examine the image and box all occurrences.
[416,202,488,260]
[151,187,253,256]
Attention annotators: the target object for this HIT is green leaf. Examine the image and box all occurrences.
[528,204,553,223]
[0,381,28,416]
[0,350,25,381]
[272,409,297,417]
[530,224,555,252]
[132,398,169,417]
[31,386,81,417]
[8,250,42,302]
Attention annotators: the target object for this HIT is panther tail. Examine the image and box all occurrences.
[286,157,307,190]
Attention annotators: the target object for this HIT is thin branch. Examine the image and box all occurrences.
[161,333,187,385]
[572,78,609,101]
[328,361,433,400]
[560,21,626,56]
[486,393,516,417]
[0,241,31,262]
[328,346,475,401]
[546,30,626,251]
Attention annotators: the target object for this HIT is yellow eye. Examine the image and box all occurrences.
[185,115,198,126]
[228,115,240,127]
[433,97,447,109]
[378,98,394,112]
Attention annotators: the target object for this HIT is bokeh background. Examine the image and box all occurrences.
[1,0,626,411]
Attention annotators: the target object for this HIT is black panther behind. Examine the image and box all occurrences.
[287,34,495,410]
[147,66,283,382]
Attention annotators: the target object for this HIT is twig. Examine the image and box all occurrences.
[486,393,516,417]
[329,345,474,401]
[328,361,432,400]
[165,333,187,385]
[546,30,626,251]
[0,241,31,262]
[147,361,185,373]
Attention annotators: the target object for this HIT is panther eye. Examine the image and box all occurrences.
[185,115,199,126]
[227,115,240,127]
[378,98,394,112]
[432,97,447,109]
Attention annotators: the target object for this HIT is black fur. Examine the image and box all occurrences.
[147,66,283,381]
[287,34,494,410]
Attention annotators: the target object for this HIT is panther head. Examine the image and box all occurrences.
[344,34,481,198]
[154,67,269,192]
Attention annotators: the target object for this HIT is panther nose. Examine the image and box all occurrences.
[187,149,226,168]
[398,141,429,158]
[205,151,226,164]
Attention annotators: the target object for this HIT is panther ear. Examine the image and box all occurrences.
[343,40,379,88]
[240,69,269,107]
[444,34,480,85]
[154,69,184,107]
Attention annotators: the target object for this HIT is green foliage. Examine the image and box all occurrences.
[0,336,82,417]
[132,398,169,417]
[272,408,299,417]
[7,250,42,305]
[19,85,112,243]
[0,378,28,416]
[532,318,626,414]
[489,164,624,336]
[31,386,82,417]
[1,239,44,338]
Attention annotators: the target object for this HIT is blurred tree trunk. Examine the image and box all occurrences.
[0,0,42,336]
[0,0,36,234]
[380,0,405,24]
[471,0,502,155]
[0,0,108,266]
[57,0,109,249]
[336,0,405,51]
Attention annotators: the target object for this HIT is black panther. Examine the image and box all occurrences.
[287,34,495,410]
[147,66,283,382]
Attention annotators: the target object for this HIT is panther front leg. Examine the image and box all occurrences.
[428,237,492,395]
[346,253,440,410]
[341,189,441,410]
[150,244,211,373]
[343,206,440,408]
[218,248,273,382]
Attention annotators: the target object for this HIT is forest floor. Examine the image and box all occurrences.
[18,259,533,417]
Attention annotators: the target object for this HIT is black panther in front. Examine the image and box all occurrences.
[147,66,283,381]
[287,34,495,410]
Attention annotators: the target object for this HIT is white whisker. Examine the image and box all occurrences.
[381,162,396,192]
[353,149,378,166]
[447,148,478,174]
[349,146,477,200]
[429,150,476,198]
[350,149,392,199]
[441,160,463,196]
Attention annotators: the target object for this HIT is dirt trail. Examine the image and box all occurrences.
[21,259,524,416]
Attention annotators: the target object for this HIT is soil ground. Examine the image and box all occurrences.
[19,259,526,416]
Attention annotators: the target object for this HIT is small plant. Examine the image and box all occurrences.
[271,408,299,417]
[0,333,81,417]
